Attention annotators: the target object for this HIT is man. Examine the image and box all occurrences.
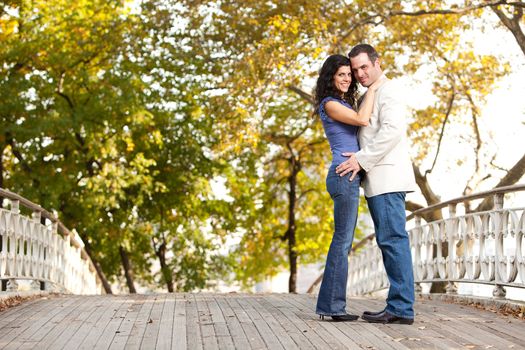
[336,44,417,325]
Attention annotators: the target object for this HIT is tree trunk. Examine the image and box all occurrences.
[0,142,4,190]
[154,238,174,292]
[83,239,113,294]
[287,164,299,294]
[119,245,137,294]
[412,164,443,221]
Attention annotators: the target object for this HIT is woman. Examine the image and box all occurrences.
[315,54,383,321]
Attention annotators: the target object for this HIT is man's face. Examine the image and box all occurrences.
[350,52,381,88]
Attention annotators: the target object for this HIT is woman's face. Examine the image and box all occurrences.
[333,65,352,95]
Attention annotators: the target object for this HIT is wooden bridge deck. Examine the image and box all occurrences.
[0,293,524,350]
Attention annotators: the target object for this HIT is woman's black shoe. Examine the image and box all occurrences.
[319,314,359,322]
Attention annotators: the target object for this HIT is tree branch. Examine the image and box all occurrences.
[413,164,441,205]
[462,90,484,196]
[5,132,31,174]
[475,152,525,211]
[287,85,314,104]
[335,1,525,50]
[390,1,525,16]
[55,72,75,110]
[425,83,456,176]
[406,200,424,212]
[297,188,320,202]
[491,5,525,56]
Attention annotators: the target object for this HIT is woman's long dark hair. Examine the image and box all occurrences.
[314,54,358,114]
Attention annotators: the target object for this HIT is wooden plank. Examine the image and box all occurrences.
[61,294,117,349]
[0,297,48,328]
[248,296,299,350]
[295,295,525,350]
[155,293,175,350]
[236,295,285,350]
[0,295,62,340]
[139,294,166,350]
[185,293,204,350]
[282,295,359,348]
[258,294,324,349]
[414,299,524,348]
[8,296,88,350]
[0,295,79,349]
[76,296,127,350]
[49,296,114,350]
[418,299,525,342]
[270,295,356,349]
[205,294,235,350]
[215,294,251,349]
[124,294,157,350]
[195,293,219,350]
[335,295,472,349]
[33,296,98,349]
[92,295,140,349]
[108,294,147,350]
[263,295,347,350]
[225,295,267,350]
[172,294,188,349]
[283,294,404,350]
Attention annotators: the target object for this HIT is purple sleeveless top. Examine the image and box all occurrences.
[319,97,360,165]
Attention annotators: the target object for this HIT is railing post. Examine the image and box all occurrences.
[446,204,458,294]
[6,278,18,292]
[10,199,19,214]
[31,210,44,291]
[492,193,506,299]
[7,199,20,292]
[414,215,423,294]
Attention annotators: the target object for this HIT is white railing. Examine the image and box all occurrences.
[0,188,102,294]
[308,184,525,300]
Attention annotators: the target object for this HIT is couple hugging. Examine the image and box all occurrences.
[315,44,416,325]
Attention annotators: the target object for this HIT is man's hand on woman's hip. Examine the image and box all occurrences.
[336,152,361,181]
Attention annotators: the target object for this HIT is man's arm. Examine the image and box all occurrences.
[337,82,407,176]
[356,83,406,171]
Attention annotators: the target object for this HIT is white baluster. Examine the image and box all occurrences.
[492,193,506,298]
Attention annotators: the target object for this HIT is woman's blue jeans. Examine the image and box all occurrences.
[316,164,360,316]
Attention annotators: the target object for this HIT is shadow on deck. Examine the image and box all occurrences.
[0,293,524,349]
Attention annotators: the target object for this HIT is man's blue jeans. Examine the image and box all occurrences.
[316,164,360,316]
[367,192,415,318]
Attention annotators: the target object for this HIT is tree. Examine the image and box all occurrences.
[0,0,232,292]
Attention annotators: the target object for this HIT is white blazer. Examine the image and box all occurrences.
[355,77,417,198]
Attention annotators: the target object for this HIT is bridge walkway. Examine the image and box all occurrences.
[0,293,524,349]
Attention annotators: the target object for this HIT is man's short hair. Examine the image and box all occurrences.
[348,44,379,63]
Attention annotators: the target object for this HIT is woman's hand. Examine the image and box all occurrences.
[369,76,387,92]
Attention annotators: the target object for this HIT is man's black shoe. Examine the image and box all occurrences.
[319,314,359,322]
[361,311,414,325]
[362,309,385,316]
